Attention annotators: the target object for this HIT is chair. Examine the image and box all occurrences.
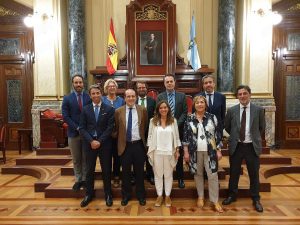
[147,89,158,101]
[40,109,68,148]
[186,95,193,115]
[0,125,7,164]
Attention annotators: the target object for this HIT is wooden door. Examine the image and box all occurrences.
[273,1,300,148]
[0,1,33,150]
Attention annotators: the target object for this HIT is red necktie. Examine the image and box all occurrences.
[77,93,82,111]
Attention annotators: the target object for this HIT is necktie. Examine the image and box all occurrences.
[77,93,82,111]
[94,105,99,122]
[240,107,247,142]
[207,94,212,112]
[126,108,132,141]
[168,93,175,116]
[141,98,145,107]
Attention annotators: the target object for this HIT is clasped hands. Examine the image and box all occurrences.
[90,140,101,150]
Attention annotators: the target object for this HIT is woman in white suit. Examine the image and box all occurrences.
[147,100,181,207]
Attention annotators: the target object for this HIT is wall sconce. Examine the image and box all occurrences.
[253,8,282,25]
[23,12,54,28]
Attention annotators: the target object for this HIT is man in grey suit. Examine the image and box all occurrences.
[222,85,265,213]
[156,74,187,189]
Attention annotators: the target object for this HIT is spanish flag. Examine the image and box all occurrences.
[106,18,118,75]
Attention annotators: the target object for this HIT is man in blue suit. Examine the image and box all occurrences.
[195,74,226,132]
[79,84,115,207]
[62,74,91,192]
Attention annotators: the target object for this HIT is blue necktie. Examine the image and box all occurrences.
[94,105,99,122]
[168,93,175,116]
[126,108,132,141]
[207,94,212,112]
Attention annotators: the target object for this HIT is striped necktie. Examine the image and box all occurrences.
[168,93,175,116]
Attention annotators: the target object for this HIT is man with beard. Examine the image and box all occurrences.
[62,75,91,192]
[136,81,156,185]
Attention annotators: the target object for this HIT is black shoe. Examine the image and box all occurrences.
[131,176,135,185]
[81,181,86,189]
[105,195,113,207]
[138,198,146,206]
[80,195,93,207]
[148,177,155,185]
[222,196,236,205]
[253,200,263,212]
[72,182,82,192]
[121,197,130,206]
[178,179,185,189]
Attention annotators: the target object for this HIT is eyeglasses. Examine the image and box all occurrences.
[107,85,116,88]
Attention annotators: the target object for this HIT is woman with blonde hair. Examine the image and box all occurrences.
[102,79,124,188]
[147,100,181,207]
[183,95,223,213]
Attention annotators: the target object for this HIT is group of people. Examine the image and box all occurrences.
[62,73,265,213]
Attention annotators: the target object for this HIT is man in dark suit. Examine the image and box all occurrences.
[156,74,187,189]
[62,74,91,192]
[136,81,156,185]
[222,85,265,213]
[79,84,115,207]
[113,89,147,206]
[195,74,226,132]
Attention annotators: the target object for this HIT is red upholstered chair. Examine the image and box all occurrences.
[147,89,158,101]
[186,95,193,115]
[40,109,67,148]
[0,125,7,164]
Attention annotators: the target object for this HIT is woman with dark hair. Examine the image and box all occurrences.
[147,100,181,207]
[183,95,223,213]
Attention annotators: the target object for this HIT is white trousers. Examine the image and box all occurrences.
[153,154,174,196]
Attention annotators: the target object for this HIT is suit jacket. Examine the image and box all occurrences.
[156,91,187,130]
[196,91,226,131]
[114,104,148,156]
[136,96,156,136]
[62,91,91,137]
[79,103,115,147]
[225,102,265,156]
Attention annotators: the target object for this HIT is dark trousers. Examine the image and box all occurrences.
[112,137,120,177]
[228,143,260,201]
[176,146,184,179]
[85,142,112,198]
[146,159,154,179]
[121,140,146,199]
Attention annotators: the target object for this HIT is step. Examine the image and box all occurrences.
[60,167,228,180]
[36,148,71,156]
[16,157,71,166]
[221,147,270,156]
[243,156,291,165]
[44,180,271,199]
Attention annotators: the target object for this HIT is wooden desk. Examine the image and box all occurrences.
[17,128,33,154]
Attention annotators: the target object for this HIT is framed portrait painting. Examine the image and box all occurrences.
[140,31,163,66]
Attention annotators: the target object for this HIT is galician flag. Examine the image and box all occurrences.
[187,15,201,71]
[106,18,118,75]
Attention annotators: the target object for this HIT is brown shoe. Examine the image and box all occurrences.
[165,196,172,207]
[197,197,204,208]
[113,176,120,188]
[155,196,163,207]
[214,202,224,213]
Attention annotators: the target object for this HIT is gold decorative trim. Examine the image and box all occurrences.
[288,3,300,11]
[136,5,167,21]
[0,6,20,16]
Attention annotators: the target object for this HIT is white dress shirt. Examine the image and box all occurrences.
[205,91,215,105]
[138,96,147,108]
[126,105,141,141]
[240,102,252,143]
